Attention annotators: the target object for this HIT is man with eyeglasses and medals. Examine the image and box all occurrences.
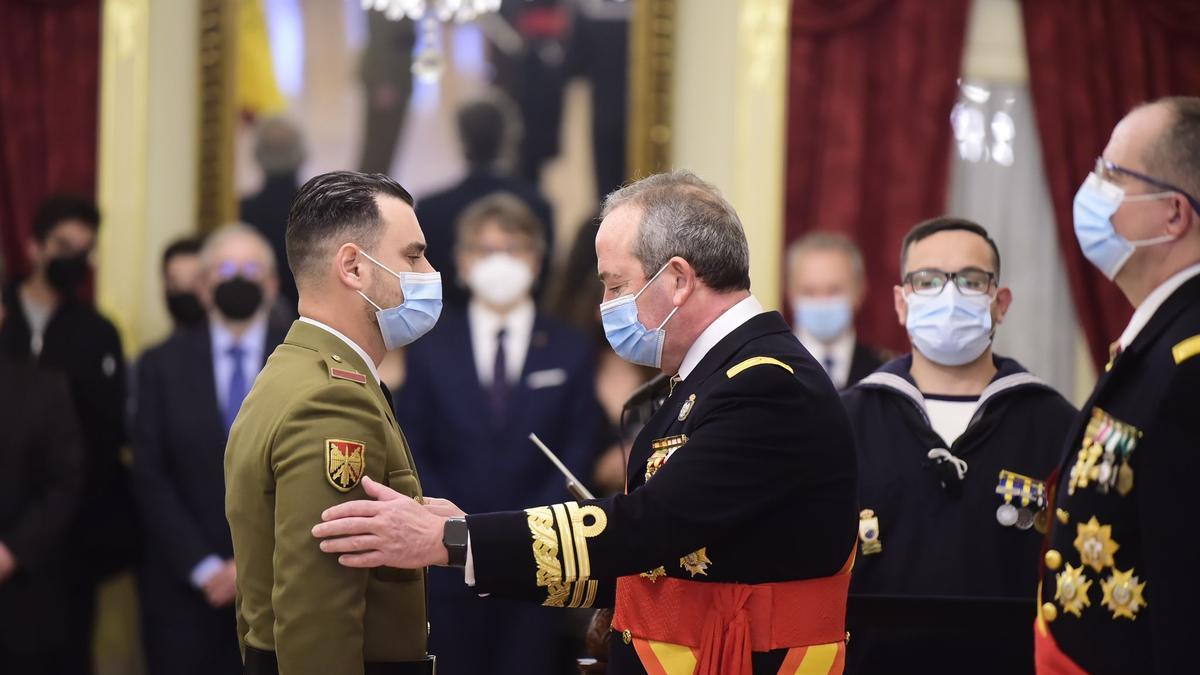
[840,217,1076,674]
[313,171,860,675]
[1034,98,1200,674]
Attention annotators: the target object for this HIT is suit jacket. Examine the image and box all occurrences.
[226,320,428,674]
[0,282,133,580]
[133,318,288,585]
[240,174,300,307]
[416,170,555,307]
[396,308,600,514]
[1039,273,1200,674]
[467,311,859,674]
[0,359,84,653]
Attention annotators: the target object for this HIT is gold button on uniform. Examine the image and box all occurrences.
[622,629,632,645]
[331,354,343,363]
[1045,549,1063,571]
[1041,602,1058,623]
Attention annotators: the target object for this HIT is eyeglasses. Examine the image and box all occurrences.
[216,260,264,280]
[904,268,995,297]
[1094,157,1200,213]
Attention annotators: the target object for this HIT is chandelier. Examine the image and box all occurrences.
[362,0,504,81]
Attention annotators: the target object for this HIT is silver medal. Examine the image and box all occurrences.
[1016,507,1035,530]
[996,503,1018,527]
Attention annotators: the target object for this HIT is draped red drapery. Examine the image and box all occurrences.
[1021,0,1200,368]
[0,0,100,281]
[783,0,972,354]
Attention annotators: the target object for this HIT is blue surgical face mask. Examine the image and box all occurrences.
[793,296,853,343]
[905,286,994,367]
[1073,173,1175,281]
[357,250,443,350]
[600,262,679,368]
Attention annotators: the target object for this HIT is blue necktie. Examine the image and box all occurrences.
[224,344,249,435]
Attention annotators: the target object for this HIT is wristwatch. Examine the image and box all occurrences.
[443,518,468,568]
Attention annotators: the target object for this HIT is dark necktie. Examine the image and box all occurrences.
[490,328,508,421]
[224,344,249,435]
[823,355,835,376]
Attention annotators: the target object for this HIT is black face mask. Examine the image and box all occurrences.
[213,277,264,321]
[166,292,207,328]
[46,253,90,294]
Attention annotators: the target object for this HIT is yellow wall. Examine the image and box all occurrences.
[671,0,790,310]
[97,0,200,357]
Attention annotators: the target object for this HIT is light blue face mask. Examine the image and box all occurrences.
[600,262,679,368]
[905,286,994,367]
[793,296,853,343]
[357,250,443,350]
[1073,173,1175,281]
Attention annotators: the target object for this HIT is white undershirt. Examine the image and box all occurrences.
[924,396,979,446]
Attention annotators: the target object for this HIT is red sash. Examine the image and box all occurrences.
[1033,617,1089,675]
[612,555,851,675]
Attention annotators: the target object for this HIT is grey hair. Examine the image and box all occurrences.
[786,231,865,285]
[254,116,306,175]
[201,223,277,274]
[600,170,751,291]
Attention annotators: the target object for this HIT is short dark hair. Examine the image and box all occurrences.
[900,217,1001,279]
[455,193,547,255]
[1143,96,1200,210]
[32,194,100,242]
[457,100,504,167]
[161,236,204,274]
[286,171,414,284]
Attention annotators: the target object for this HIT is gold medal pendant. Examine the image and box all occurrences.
[1054,563,1093,617]
[1074,517,1120,573]
[640,566,666,583]
[1100,568,1147,620]
[679,548,713,577]
[1117,461,1135,496]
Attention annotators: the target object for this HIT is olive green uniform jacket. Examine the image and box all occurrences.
[225,320,426,675]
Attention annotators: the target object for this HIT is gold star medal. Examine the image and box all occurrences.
[679,547,713,577]
[1074,517,1120,573]
[640,566,666,583]
[1101,568,1147,620]
[1054,563,1093,617]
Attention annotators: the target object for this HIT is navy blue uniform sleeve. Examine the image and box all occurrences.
[467,364,849,606]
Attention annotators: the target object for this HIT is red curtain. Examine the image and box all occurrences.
[0,0,100,281]
[1021,0,1200,369]
[784,0,973,354]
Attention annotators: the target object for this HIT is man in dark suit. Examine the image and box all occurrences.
[315,171,859,675]
[396,193,600,675]
[417,97,555,308]
[0,194,132,673]
[134,224,288,675]
[240,116,305,310]
[1036,97,1200,673]
[786,232,885,388]
[0,299,86,675]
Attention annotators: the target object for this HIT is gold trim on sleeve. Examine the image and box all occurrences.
[566,503,608,580]
[525,506,570,607]
[551,503,578,583]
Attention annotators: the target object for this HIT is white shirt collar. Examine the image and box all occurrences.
[298,316,381,384]
[1118,262,1200,349]
[797,328,856,389]
[678,295,765,380]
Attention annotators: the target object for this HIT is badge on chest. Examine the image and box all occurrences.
[645,435,688,482]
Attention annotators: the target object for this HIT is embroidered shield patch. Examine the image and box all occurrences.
[326,439,366,492]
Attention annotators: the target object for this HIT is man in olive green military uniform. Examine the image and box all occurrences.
[225,171,444,675]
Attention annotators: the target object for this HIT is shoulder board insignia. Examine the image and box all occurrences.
[331,367,367,384]
[1171,335,1200,364]
[726,356,794,379]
